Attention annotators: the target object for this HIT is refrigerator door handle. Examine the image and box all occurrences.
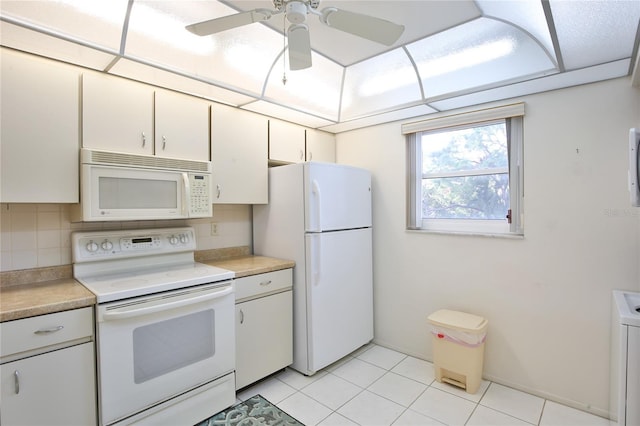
[311,179,322,231]
[311,235,321,285]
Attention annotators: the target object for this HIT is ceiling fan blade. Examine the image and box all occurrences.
[186,9,274,36]
[320,8,404,46]
[288,24,312,70]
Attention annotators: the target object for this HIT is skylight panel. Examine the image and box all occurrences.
[407,18,556,99]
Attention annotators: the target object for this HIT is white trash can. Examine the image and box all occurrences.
[427,309,488,394]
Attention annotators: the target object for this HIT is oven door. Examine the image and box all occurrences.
[96,281,235,426]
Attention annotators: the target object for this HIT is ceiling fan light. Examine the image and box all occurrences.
[286,1,307,24]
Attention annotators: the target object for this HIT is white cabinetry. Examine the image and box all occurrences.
[82,72,154,155]
[306,129,336,162]
[268,119,306,164]
[234,269,293,390]
[154,89,210,161]
[0,49,80,203]
[211,104,268,203]
[0,307,96,425]
[83,73,209,161]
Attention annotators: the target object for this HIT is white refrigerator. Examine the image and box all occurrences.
[253,162,373,375]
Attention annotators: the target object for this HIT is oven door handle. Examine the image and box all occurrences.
[102,286,233,321]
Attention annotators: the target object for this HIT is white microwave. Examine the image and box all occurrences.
[73,149,213,221]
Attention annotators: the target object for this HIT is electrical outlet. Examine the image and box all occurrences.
[211,222,219,236]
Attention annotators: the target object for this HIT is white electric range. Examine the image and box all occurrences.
[72,227,236,426]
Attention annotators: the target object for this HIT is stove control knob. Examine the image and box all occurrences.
[179,234,188,244]
[169,236,178,245]
[101,241,113,251]
[86,241,99,252]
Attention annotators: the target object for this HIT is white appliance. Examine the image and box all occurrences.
[253,162,373,375]
[72,227,235,426]
[73,148,213,222]
[629,128,639,207]
[610,290,640,426]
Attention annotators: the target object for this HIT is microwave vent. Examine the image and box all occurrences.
[84,149,212,173]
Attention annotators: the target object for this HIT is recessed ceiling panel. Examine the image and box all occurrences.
[223,0,482,66]
[108,58,257,106]
[408,18,556,99]
[242,100,337,128]
[0,21,117,70]
[341,48,421,121]
[125,1,282,96]
[0,0,127,52]
[476,0,554,63]
[550,0,640,70]
[263,52,343,121]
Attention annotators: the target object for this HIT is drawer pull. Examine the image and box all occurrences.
[259,280,272,286]
[14,370,20,394]
[34,326,64,335]
[239,309,245,325]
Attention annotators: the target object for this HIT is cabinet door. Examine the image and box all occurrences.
[0,49,80,203]
[235,291,293,389]
[306,129,336,163]
[155,90,210,161]
[0,343,96,426]
[268,119,305,164]
[82,71,154,155]
[211,104,268,204]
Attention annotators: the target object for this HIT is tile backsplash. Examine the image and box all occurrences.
[0,203,252,272]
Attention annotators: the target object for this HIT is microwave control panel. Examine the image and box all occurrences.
[189,174,212,217]
[72,227,197,262]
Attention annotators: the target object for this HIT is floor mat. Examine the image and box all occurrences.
[196,394,305,426]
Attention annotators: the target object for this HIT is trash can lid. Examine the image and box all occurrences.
[427,309,488,333]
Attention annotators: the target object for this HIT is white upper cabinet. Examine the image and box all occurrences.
[82,72,154,155]
[211,104,268,204]
[306,129,336,163]
[83,74,209,161]
[154,89,210,161]
[1,49,80,203]
[268,119,306,164]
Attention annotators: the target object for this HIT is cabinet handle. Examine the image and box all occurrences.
[309,152,313,161]
[239,309,244,325]
[34,325,64,335]
[14,370,20,394]
[142,132,146,147]
[259,280,272,286]
[300,149,304,160]
[162,135,167,150]
[216,184,221,199]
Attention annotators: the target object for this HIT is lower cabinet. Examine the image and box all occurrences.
[234,269,293,390]
[0,307,96,426]
[0,342,96,426]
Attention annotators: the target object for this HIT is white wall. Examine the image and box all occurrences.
[336,77,640,417]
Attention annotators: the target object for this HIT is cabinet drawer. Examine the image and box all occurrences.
[234,269,292,302]
[1,307,93,358]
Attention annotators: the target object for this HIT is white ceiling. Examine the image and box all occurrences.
[1,0,639,132]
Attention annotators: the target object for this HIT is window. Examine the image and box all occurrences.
[405,104,524,235]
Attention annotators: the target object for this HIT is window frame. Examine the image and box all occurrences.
[405,104,524,236]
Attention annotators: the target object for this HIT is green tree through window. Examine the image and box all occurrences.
[421,122,509,220]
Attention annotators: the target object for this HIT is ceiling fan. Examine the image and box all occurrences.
[186,0,405,71]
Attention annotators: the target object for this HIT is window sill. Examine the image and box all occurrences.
[406,228,524,239]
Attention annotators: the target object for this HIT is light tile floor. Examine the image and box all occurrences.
[236,343,613,426]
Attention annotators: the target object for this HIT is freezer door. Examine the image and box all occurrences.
[305,163,372,232]
[305,228,373,373]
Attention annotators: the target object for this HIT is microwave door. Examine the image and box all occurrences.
[84,165,187,221]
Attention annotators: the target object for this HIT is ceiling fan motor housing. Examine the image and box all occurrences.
[286,1,308,24]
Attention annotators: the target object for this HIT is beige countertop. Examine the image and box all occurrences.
[0,255,294,322]
[203,255,295,278]
[0,279,96,322]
